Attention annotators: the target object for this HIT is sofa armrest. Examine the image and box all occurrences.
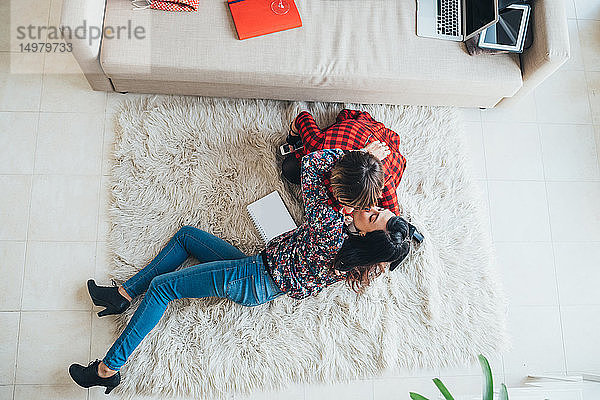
[60,0,113,91]
[495,0,570,108]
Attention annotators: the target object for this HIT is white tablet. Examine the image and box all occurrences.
[478,4,531,53]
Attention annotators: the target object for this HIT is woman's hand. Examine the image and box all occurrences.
[363,141,390,161]
[289,120,299,136]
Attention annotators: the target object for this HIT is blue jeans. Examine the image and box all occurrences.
[102,226,284,371]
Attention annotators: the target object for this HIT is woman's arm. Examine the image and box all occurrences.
[301,149,345,226]
[295,112,326,153]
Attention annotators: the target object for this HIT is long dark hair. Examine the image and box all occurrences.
[333,216,411,293]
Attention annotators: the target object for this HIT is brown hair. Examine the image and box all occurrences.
[343,263,387,294]
[330,151,384,210]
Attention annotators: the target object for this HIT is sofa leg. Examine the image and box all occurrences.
[118,91,129,95]
[479,107,487,110]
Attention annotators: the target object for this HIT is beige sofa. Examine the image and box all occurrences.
[61,0,569,108]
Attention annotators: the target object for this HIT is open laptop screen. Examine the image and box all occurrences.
[464,0,497,39]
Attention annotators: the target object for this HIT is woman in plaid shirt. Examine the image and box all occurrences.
[283,109,407,216]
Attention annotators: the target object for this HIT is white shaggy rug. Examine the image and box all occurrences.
[106,96,507,399]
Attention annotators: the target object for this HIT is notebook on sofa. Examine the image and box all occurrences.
[247,191,297,244]
[227,0,302,40]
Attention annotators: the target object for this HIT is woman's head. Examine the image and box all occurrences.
[351,206,396,233]
[334,215,411,293]
[330,151,384,212]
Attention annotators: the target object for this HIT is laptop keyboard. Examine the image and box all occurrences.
[436,0,460,36]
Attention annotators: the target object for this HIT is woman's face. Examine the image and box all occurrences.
[352,207,394,233]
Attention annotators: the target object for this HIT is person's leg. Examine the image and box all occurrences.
[102,255,278,372]
[122,226,246,298]
[293,111,322,140]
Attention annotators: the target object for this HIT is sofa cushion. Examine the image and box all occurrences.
[100,0,522,101]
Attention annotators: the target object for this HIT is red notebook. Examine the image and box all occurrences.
[228,0,302,40]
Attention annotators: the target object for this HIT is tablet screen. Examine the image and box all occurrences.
[481,7,524,46]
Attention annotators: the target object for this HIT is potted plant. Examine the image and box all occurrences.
[409,354,509,400]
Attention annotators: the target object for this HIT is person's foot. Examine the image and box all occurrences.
[69,360,121,394]
[97,361,118,378]
[87,279,131,317]
[289,119,299,135]
[117,286,132,302]
[286,120,301,147]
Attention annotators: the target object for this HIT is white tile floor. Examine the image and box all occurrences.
[1,1,600,399]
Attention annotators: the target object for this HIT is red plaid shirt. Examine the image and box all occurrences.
[293,109,406,215]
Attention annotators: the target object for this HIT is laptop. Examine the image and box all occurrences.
[416,0,499,42]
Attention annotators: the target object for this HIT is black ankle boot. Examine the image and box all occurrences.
[69,360,121,394]
[87,279,130,317]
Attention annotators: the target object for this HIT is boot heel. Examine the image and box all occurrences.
[105,385,116,394]
[97,308,113,318]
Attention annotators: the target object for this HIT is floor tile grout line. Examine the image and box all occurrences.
[583,69,597,124]
[8,383,82,387]
[493,239,600,243]
[594,125,600,175]
[38,51,46,115]
[0,109,108,113]
[478,111,491,196]
[550,233,569,375]
[536,122,569,376]
[0,110,108,114]
[479,110,500,376]
[12,105,42,397]
[0,239,101,243]
[8,309,98,312]
[486,178,600,183]
[87,90,109,393]
[583,71,600,172]
[502,302,600,307]
[0,173,107,177]
[479,118,499,330]
[87,313,92,400]
[508,304,581,309]
[460,117,598,127]
[480,108,507,377]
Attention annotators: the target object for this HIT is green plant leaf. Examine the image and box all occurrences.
[433,378,455,400]
[499,383,509,400]
[478,354,494,400]
[409,392,430,400]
